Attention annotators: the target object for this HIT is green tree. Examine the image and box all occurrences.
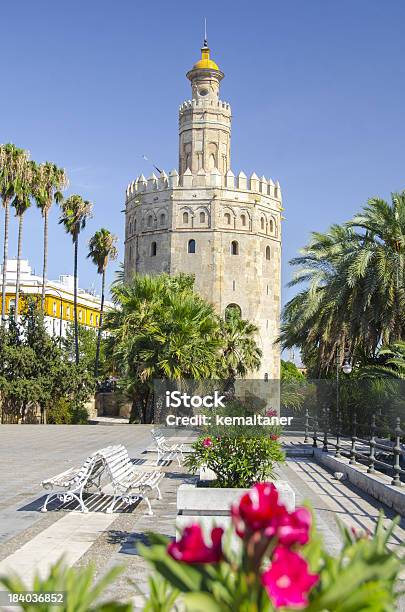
[12,160,35,322]
[62,322,106,377]
[59,195,93,365]
[218,309,262,392]
[104,274,221,423]
[0,144,30,325]
[87,228,118,378]
[281,359,305,380]
[32,162,68,309]
[280,192,405,375]
[0,300,93,424]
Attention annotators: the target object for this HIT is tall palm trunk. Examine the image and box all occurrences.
[15,214,24,323]
[41,209,49,310]
[1,199,10,325]
[94,269,105,379]
[74,236,79,365]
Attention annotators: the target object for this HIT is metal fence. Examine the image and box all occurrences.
[303,407,405,486]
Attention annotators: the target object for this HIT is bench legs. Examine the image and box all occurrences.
[41,490,89,513]
[107,487,160,515]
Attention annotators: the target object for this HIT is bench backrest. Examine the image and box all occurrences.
[95,445,134,483]
[151,429,167,448]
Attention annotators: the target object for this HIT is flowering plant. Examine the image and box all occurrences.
[140,483,404,611]
[185,436,284,488]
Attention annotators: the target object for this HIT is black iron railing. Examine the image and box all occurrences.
[301,407,404,486]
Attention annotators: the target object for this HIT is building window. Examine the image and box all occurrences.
[129,245,133,261]
[267,284,269,295]
[67,305,70,318]
[241,214,246,227]
[96,315,99,325]
[160,213,165,225]
[147,215,153,227]
[183,211,189,224]
[269,219,274,233]
[188,239,196,254]
[231,240,239,255]
[224,212,231,225]
[79,310,82,321]
[225,303,242,320]
[151,241,157,256]
[134,218,137,231]
[53,301,57,315]
[90,313,93,325]
[199,211,205,223]
[266,246,271,260]
[233,280,236,291]
[261,217,265,231]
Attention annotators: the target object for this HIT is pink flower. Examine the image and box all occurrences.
[266,409,277,417]
[231,483,286,538]
[202,437,213,448]
[261,547,319,609]
[168,525,223,564]
[266,507,312,546]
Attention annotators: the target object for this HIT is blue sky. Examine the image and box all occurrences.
[1,0,405,303]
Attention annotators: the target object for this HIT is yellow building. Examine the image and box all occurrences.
[0,259,111,337]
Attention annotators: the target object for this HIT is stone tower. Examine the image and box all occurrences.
[124,41,282,379]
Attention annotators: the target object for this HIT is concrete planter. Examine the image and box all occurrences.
[176,480,295,537]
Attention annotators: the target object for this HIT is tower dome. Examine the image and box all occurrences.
[192,45,220,71]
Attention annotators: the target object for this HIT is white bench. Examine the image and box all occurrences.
[151,429,185,466]
[97,445,164,515]
[41,451,106,513]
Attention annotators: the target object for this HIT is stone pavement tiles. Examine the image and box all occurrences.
[0,425,155,547]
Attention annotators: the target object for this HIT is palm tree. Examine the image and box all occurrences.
[12,160,35,322]
[104,274,221,422]
[87,228,118,378]
[219,309,262,394]
[59,195,93,364]
[0,144,30,325]
[281,192,405,375]
[33,162,68,310]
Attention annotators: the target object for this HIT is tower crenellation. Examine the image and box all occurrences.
[124,39,282,379]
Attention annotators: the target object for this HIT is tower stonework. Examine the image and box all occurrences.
[124,43,282,379]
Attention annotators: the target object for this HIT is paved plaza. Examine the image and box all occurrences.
[0,426,404,609]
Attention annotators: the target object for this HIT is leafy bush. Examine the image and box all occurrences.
[185,436,284,488]
[140,483,404,611]
[0,558,131,611]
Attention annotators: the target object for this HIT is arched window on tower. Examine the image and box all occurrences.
[183,211,189,224]
[199,211,205,223]
[160,213,166,225]
[151,241,157,256]
[260,216,265,231]
[224,212,231,225]
[241,214,246,227]
[147,215,153,228]
[188,239,196,254]
[269,219,274,233]
[225,303,242,321]
[231,241,239,255]
[134,219,137,232]
[266,245,271,260]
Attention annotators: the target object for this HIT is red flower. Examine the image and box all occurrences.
[266,409,277,417]
[202,437,213,448]
[168,525,223,564]
[270,434,279,441]
[261,547,319,609]
[266,507,312,546]
[231,483,286,538]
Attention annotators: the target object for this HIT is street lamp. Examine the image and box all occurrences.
[336,346,352,456]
